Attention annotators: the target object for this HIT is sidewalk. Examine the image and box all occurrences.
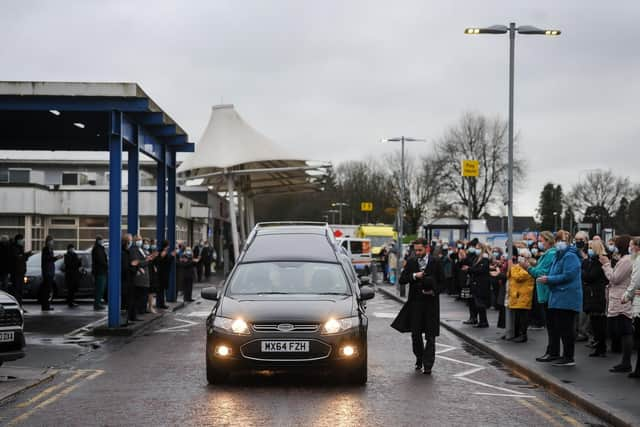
[376,282,640,427]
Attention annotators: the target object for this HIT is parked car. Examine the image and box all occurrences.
[338,237,372,276]
[23,250,94,300]
[0,290,25,366]
[202,222,375,385]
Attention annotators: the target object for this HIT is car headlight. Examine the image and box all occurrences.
[213,317,251,335]
[321,316,359,334]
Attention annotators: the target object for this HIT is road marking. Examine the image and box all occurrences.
[8,370,104,426]
[183,311,211,318]
[435,351,530,397]
[16,370,86,408]
[532,395,582,426]
[516,397,564,427]
[474,392,537,398]
[155,317,199,333]
[371,312,397,318]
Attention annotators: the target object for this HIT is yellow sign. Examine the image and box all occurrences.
[461,160,479,177]
[361,202,373,212]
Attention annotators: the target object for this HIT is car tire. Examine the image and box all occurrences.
[348,350,368,385]
[206,361,228,385]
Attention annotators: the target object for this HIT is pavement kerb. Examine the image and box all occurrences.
[91,301,186,337]
[0,369,57,405]
[375,285,636,427]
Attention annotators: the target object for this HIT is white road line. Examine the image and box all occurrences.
[474,392,536,398]
[154,318,199,333]
[457,376,528,396]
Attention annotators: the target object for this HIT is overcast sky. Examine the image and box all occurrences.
[1,0,639,216]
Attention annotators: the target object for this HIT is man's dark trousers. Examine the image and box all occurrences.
[411,301,436,369]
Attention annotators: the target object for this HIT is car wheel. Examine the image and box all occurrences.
[206,360,229,385]
[348,350,368,385]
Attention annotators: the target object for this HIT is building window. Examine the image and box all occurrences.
[8,168,30,184]
[62,172,89,185]
[50,217,77,226]
[0,168,8,183]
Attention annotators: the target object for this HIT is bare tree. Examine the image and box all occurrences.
[567,169,634,218]
[383,151,443,234]
[434,112,524,219]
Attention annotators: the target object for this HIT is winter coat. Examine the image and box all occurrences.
[508,264,535,309]
[527,247,557,303]
[623,255,640,318]
[582,256,608,314]
[603,254,633,318]
[547,246,583,313]
[63,250,82,285]
[469,257,491,305]
[9,242,31,277]
[91,244,108,277]
[129,246,150,288]
[393,254,444,337]
[41,246,56,279]
[157,249,174,290]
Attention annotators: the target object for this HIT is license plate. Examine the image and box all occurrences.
[261,341,309,352]
[0,331,14,343]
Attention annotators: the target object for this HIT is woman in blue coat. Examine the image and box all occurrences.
[537,230,583,367]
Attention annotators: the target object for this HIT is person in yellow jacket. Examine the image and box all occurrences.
[508,248,535,343]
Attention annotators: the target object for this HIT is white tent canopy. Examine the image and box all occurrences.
[177,104,331,259]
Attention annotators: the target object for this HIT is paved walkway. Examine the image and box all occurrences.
[377,282,640,427]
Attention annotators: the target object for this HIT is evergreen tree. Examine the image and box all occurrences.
[627,195,640,235]
[537,183,563,231]
[613,197,630,234]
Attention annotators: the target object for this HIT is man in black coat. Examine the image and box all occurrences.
[64,244,82,307]
[393,238,444,375]
[9,234,32,305]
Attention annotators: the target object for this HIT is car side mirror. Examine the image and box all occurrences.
[359,285,375,301]
[359,276,371,286]
[201,287,219,301]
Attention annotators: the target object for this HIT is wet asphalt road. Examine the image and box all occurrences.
[1,293,606,427]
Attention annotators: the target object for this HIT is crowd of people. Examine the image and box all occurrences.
[389,230,640,378]
[0,233,217,318]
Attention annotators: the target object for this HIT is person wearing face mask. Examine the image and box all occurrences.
[8,234,33,305]
[622,237,640,378]
[130,235,156,315]
[121,234,139,322]
[536,230,583,367]
[582,240,609,357]
[521,231,557,359]
[178,246,200,302]
[40,235,63,311]
[600,235,634,373]
[507,248,535,342]
[439,244,454,295]
[393,238,444,375]
[144,239,158,314]
[91,235,108,310]
[607,239,619,267]
[574,231,591,343]
[460,239,479,324]
[64,244,82,308]
[468,243,492,328]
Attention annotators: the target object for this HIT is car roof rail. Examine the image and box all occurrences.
[244,221,337,253]
[253,221,329,228]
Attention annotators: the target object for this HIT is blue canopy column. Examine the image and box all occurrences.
[108,111,123,328]
[167,149,177,302]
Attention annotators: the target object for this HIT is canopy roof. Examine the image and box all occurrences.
[177,105,330,195]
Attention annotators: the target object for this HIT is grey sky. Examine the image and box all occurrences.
[1,0,639,216]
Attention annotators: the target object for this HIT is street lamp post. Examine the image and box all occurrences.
[331,202,349,224]
[382,136,426,298]
[465,22,560,339]
[325,209,339,224]
[553,211,558,232]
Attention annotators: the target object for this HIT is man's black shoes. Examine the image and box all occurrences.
[423,368,432,375]
[462,319,477,325]
[415,359,422,370]
[536,354,562,362]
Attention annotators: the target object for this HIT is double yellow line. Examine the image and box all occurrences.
[8,369,104,426]
[516,396,581,426]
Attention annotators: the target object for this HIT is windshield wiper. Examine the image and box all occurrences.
[314,292,349,296]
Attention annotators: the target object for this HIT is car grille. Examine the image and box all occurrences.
[0,308,22,327]
[252,323,319,333]
[240,339,331,361]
